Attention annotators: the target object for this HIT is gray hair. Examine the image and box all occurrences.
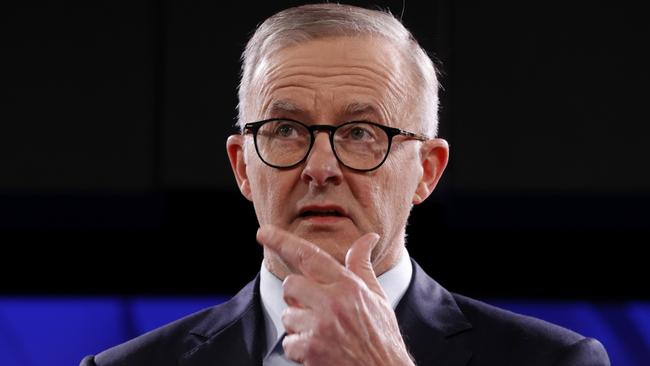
[237,3,440,137]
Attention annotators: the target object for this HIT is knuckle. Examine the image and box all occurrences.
[284,342,299,360]
[281,308,291,324]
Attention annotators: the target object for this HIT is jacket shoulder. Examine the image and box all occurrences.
[86,304,219,366]
[79,355,97,366]
[85,278,260,366]
[452,294,609,365]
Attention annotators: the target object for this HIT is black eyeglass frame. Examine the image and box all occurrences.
[243,118,429,172]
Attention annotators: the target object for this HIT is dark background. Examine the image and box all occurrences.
[2,1,648,299]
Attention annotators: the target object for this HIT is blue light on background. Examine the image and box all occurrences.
[0,297,648,365]
[0,297,225,366]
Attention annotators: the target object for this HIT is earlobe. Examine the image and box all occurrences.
[226,135,253,201]
[412,188,428,205]
[412,138,449,205]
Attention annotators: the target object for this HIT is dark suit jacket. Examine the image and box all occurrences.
[81,260,610,365]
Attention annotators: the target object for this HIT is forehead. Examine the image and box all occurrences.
[269,36,401,69]
[255,36,410,123]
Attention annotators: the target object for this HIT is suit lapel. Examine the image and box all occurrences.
[180,275,267,366]
[396,260,474,366]
[178,260,474,366]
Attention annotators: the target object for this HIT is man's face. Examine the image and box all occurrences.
[228,36,447,277]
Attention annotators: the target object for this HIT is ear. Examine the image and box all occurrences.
[226,134,253,201]
[412,138,449,204]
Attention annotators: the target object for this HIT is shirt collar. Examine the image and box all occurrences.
[259,248,412,349]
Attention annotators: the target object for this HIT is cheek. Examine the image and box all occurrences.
[246,150,299,223]
[352,174,395,226]
[350,145,421,211]
[244,147,264,191]
[375,153,419,213]
[245,148,275,218]
[245,144,272,190]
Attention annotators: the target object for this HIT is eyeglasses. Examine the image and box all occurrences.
[243,118,428,172]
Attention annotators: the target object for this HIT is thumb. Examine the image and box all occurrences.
[345,233,385,297]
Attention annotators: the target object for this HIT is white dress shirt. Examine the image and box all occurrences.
[260,248,413,365]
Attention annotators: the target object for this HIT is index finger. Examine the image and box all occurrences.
[257,225,343,284]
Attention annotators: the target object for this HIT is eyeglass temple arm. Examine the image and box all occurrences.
[399,130,429,141]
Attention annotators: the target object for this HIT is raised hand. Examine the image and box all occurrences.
[257,225,414,366]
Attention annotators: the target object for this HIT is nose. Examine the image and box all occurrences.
[300,132,343,187]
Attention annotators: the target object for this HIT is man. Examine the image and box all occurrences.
[81,3,610,365]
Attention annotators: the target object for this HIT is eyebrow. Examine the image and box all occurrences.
[269,100,303,115]
[268,100,380,122]
[344,102,378,118]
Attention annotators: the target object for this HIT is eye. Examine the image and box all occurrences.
[339,124,377,141]
[274,122,297,137]
[350,127,368,140]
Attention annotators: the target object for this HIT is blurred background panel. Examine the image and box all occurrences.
[1,1,155,192]
[0,296,225,366]
[2,0,647,298]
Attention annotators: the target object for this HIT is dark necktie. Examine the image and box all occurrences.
[263,333,302,366]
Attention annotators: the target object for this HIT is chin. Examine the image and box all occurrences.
[298,231,354,264]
